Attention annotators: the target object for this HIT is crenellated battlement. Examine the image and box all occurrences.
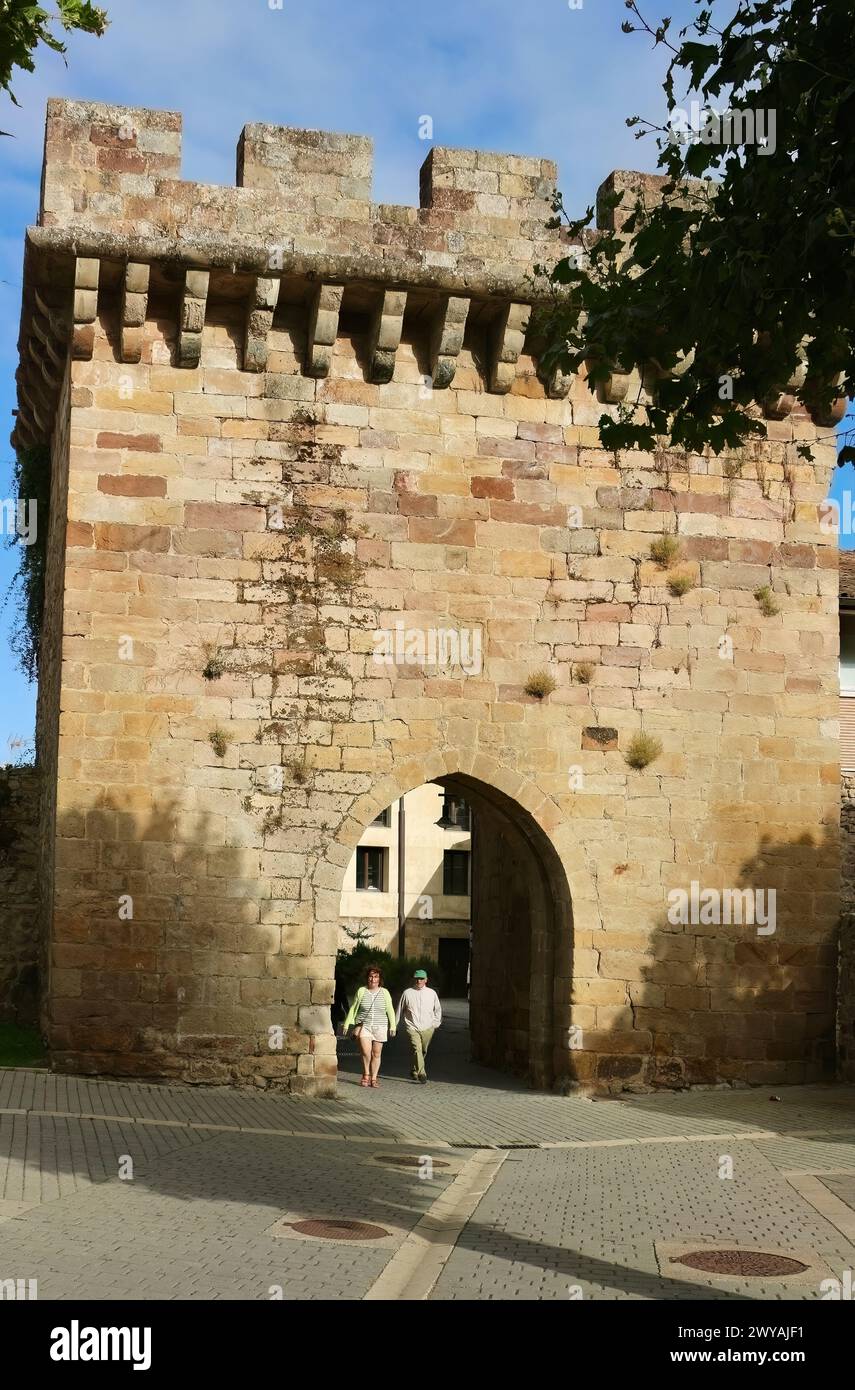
[15,100,574,451]
[13,98,830,453]
[40,99,558,235]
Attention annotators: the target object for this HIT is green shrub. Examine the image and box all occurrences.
[524,668,557,699]
[208,728,231,758]
[0,1022,47,1068]
[335,943,446,1009]
[624,732,663,770]
[667,572,695,597]
[754,585,780,617]
[202,643,226,680]
[649,534,681,568]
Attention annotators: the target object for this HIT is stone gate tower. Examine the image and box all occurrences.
[13,100,841,1094]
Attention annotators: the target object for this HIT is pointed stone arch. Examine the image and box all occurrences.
[315,749,595,1089]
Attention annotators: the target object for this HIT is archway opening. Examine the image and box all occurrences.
[334,772,572,1089]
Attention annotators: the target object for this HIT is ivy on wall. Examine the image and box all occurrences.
[6,446,50,681]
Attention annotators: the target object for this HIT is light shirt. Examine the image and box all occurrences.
[355,988,388,1030]
[396,986,442,1032]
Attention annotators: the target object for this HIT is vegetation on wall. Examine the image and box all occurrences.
[0,1021,47,1068]
[754,583,781,617]
[625,731,663,770]
[649,534,681,569]
[6,446,50,681]
[524,669,557,700]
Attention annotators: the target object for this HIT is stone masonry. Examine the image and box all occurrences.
[11,99,841,1094]
[0,767,41,1025]
[840,772,855,1082]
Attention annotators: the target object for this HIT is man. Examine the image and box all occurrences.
[395,969,442,1084]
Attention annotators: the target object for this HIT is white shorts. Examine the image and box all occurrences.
[357,1023,388,1044]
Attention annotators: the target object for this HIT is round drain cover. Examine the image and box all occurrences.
[290,1219,389,1241]
[672,1250,808,1277]
[375,1155,451,1168]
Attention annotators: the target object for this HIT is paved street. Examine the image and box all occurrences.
[2,1004,854,1300]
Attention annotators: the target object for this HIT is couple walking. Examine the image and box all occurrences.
[342,966,442,1087]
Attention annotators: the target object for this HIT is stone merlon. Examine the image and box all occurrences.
[13,99,827,454]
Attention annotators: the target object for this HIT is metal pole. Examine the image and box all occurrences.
[397,794,406,958]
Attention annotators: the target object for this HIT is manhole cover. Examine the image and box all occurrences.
[671,1250,808,1277]
[289,1219,390,1241]
[375,1155,451,1168]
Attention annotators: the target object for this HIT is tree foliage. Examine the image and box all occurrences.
[0,0,108,111]
[542,0,855,459]
[335,944,446,1008]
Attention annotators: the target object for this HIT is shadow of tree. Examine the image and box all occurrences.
[45,791,336,1091]
[587,822,840,1100]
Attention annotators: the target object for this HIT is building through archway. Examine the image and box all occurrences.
[338,774,573,1089]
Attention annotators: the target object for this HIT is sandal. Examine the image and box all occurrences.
[370,1078,379,1087]
[360,1076,370,1087]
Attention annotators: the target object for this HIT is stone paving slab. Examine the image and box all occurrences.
[5,1066,855,1150]
[755,1134,855,1175]
[2,1058,855,1301]
[430,1141,855,1302]
[5,1034,855,1301]
[0,1130,462,1301]
[819,1173,855,1214]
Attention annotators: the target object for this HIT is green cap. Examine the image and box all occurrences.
[413,969,428,979]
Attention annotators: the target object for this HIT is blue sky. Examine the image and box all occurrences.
[0,0,851,755]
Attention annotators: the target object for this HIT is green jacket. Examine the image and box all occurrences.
[343,986,396,1034]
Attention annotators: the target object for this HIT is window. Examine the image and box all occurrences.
[371,807,390,827]
[356,846,386,891]
[443,849,470,897]
[842,611,855,771]
[441,796,470,830]
[841,611,855,693]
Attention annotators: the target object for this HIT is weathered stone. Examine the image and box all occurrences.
[3,98,841,1101]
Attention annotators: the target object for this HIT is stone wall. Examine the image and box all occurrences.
[35,359,72,1033]
[13,99,841,1093]
[0,768,41,1025]
[840,773,855,1080]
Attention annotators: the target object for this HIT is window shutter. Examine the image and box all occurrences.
[841,695,855,771]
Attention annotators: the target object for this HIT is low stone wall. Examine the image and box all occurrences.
[0,767,41,1025]
[840,773,855,1080]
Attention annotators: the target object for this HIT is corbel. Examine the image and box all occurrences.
[489,302,529,394]
[244,276,281,373]
[121,263,150,364]
[429,295,470,388]
[72,257,100,360]
[368,289,407,384]
[178,269,209,368]
[305,283,343,378]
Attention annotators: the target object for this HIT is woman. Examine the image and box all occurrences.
[342,966,396,1087]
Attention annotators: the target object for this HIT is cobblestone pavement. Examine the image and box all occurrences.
[1,1006,854,1300]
